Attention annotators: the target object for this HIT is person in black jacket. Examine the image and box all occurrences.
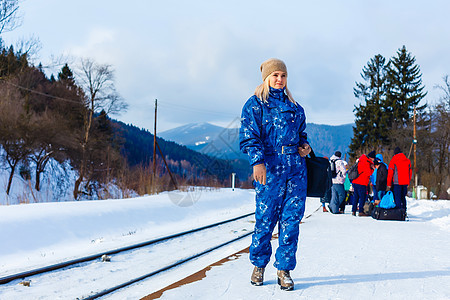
[374,157,388,204]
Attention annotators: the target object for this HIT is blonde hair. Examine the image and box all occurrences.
[254,75,296,104]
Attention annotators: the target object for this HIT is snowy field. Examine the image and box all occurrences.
[0,188,449,299]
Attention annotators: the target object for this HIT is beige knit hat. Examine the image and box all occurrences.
[260,58,287,81]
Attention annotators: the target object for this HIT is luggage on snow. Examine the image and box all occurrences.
[306,148,332,198]
[371,206,406,221]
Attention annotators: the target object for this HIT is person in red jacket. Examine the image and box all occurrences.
[351,150,376,216]
[387,147,412,210]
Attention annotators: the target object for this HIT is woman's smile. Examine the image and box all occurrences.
[269,71,287,89]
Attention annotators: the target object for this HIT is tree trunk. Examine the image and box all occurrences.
[73,107,92,200]
[34,153,52,192]
[73,146,87,200]
[6,161,18,195]
[73,176,82,200]
[35,168,41,191]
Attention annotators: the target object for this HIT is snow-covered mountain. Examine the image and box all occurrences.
[159,122,223,147]
[159,122,354,159]
[159,122,243,160]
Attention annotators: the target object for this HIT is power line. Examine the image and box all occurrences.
[0,79,82,105]
[2,79,239,118]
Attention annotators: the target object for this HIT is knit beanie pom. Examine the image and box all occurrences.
[260,58,287,81]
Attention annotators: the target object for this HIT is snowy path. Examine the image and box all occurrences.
[149,199,450,300]
[0,190,449,299]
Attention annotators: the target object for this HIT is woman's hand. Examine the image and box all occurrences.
[253,163,267,185]
[298,143,311,157]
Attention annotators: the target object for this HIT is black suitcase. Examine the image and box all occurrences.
[371,206,406,221]
[305,149,331,198]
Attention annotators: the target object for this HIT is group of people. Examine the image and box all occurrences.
[238,58,412,291]
[323,148,412,217]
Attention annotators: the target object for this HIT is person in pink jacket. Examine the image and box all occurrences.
[351,150,376,216]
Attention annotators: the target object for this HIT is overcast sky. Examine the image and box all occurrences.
[2,0,450,132]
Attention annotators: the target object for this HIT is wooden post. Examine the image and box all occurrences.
[231,173,236,191]
[413,105,417,199]
[153,99,157,193]
[156,140,178,190]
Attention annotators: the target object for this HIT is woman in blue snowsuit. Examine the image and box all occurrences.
[239,58,310,291]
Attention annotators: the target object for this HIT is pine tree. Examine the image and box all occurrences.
[57,63,76,87]
[350,54,389,156]
[386,45,427,129]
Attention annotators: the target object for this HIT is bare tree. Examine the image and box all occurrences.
[28,110,72,191]
[435,75,450,107]
[72,58,127,199]
[0,82,31,194]
[431,76,450,198]
[14,35,42,61]
[0,0,21,35]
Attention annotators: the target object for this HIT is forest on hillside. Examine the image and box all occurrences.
[0,44,252,203]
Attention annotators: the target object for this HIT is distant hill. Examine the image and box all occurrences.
[160,122,244,160]
[159,122,224,149]
[112,120,251,181]
[306,123,354,158]
[160,122,354,159]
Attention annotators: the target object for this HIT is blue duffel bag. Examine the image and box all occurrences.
[379,191,396,209]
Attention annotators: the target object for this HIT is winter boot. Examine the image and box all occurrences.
[251,266,265,286]
[277,270,294,291]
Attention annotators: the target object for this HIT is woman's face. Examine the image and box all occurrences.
[268,71,287,89]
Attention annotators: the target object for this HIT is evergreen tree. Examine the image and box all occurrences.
[0,46,27,77]
[386,45,427,129]
[350,47,428,158]
[57,63,76,87]
[349,54,389,156]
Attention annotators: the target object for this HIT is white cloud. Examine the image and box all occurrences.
[3,0,450,131]
[69,28,117,62]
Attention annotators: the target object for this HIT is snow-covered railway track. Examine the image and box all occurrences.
[0,212,255,299]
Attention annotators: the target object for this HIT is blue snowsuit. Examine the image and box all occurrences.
[239,87,308,271]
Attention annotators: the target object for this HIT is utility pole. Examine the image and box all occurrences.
[231,173,236,191]
[150,98,178,191]
[153,99,157,193]
[413,105,417,199]
[156,140,178,190]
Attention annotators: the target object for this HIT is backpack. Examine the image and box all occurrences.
[330,159,338,178]
[347,162,359,182]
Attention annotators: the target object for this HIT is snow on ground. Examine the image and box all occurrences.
[147,196,450,300]
[0,188,449,299]
[0,188,254,274]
